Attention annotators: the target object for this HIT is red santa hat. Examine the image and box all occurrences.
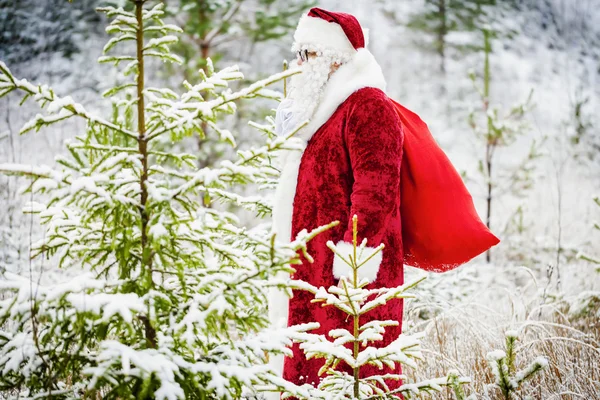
[292,7,370,55]
[287,8,387,135]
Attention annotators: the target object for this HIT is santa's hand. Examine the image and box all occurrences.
[332,240,382,285]
[275,98,295,137]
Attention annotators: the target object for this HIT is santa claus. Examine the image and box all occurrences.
[268,7,499,397]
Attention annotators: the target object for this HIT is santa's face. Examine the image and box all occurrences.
[296,50,341,76]
[286,49,344,123]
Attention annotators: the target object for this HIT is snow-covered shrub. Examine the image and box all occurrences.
[570,195,600,319]
[0,2,323,398]
[484,330,548,400]
[467,27,540,264]
[288,215,470,399]
[578,195,600,267]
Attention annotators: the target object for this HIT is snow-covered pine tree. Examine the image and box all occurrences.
[484,330,548,400]
[0,1,327,398]
[287,215,470,399]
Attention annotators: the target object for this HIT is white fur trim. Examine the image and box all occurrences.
[268,161,296,378]
[267,152,303,382]
[266,286,287,385]
[294,14,356,53]
[271,150,304,243]
[332,241,382,283]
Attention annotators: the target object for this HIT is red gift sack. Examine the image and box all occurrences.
[390,99,500,272]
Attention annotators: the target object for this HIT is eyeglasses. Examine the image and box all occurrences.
[297,49,309,62]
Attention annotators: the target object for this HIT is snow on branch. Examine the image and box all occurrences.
[0,62,138,139]
[144,66,300,142]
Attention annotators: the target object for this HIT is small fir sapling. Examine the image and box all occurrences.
[285,215,470,399]
[578,195,600,267]
[468,26,541,263]
[484,330,548,400]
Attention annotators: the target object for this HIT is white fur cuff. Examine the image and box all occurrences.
[332,241,383,283]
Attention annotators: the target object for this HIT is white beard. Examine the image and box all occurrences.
[285,54,337,133]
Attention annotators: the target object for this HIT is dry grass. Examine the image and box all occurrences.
[402,265,600,399]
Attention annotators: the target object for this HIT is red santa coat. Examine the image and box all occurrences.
[286,86,404,387]
[269,48,405,389]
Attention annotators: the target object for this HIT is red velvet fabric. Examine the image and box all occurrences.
[307,7,365,50]
[285,88,404,390]
[390,100,500,271]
